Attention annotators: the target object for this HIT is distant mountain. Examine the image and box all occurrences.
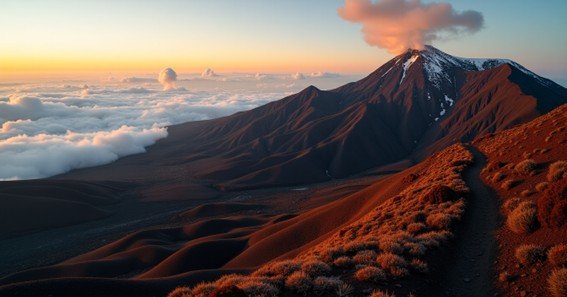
[57,46,567,190]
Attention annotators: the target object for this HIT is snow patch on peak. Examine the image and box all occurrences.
[444,95,454,107]
[418,45,551,87]
[400,54,419,84]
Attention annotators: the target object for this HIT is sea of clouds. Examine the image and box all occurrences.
[0,71,361,180]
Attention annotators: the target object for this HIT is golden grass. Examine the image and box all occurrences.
[506,201,539,233]
[548,244,567,268]
[548,268,567,297]
[515,244,546,265]
[169,144,474,296]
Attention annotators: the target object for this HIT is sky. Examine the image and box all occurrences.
[1,0,567,84]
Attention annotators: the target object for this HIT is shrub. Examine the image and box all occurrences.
[192,282,217,297]
[426,213,453,229]
[209,285,247,297]
[548,161,567,182]
[419,185,460,204]
[354,266,386,283]
[336,283,354,297]
[167,286,192,297]
[406,222,427,234]
[313,276,343,295]
[405,242,426,256]
[507,201,539,233]
[410,259,429,273]
[353,250,378,265]
[548,244,567,267]
[369,290,396,297]
[537,183,567,228]
[376,253,407,272]
[492,172,506,183]
[333,256,354,268]
[301,260,331,276]
[285,271,312,295]
[536,182,550,192]
[503,197,521,214]
[253,260,300,277]
[515,244,546,265]
[239,280,279,297]
[502,179,522,190]
[515,159,537,175]
[548,268,567,297]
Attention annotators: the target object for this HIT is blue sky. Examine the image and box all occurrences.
[1,0,566,84]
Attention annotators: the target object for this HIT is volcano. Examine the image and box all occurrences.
[1,47,567,297]
[57,46,566,190]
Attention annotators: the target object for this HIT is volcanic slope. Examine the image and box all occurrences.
[57,46,567,191]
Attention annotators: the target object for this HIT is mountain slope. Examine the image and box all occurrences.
[57,46,566,191]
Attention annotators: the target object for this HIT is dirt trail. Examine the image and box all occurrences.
[436,145,500,297]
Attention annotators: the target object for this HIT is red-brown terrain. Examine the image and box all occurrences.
[0,47,565,297]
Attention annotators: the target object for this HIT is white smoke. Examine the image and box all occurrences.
[158,67,178,90]
[338,0,484,54]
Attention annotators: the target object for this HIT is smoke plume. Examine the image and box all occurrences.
[338,0,484,54]
[158,67,177,90]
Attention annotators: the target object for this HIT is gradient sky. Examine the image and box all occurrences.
[1,0,566,83]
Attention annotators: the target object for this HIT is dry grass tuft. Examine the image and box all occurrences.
[312,276,343,295]
[536,182,550,192]
[353,250,378,265]
[192,282,217,297]
[515,244,546,265]
[548,268,567,297]
[515,159,537,175]
[376,252,408,275]
[167,286,192,297]
[537,183,567,228]
[285,271,312,295]
[502,179,522,190]
[369,290,396,297]
[253,260,300,277]
[419,185,459,204]
[548,244,567,268]
[426,213,454,229]
[410,258,428,273]
[503,197,521,214]
[492,172,506,183]
[301,260,331,276]
[506,201,539,233]
[354,266,386,283]
[333,256,354,269]
[209,285,247,297]
[548,161,567,182]
[406,222,427,234]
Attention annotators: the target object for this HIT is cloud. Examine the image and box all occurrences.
[158,68,177,90]
[309,72,341,78]
[254,73,272,80]
[338,0,484,54]
[0,125,167,180]
[291,72,306,80]
[121,77,156,83]
[0,83,289,180]
[201,68,219,78]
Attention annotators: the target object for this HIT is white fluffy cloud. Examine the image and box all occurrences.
[158,68,177,90]
[201,68,219,78]
[0,72,362,180]
[0,126,166,180]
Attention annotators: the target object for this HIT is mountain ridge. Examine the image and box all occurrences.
[50,46,567,191]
